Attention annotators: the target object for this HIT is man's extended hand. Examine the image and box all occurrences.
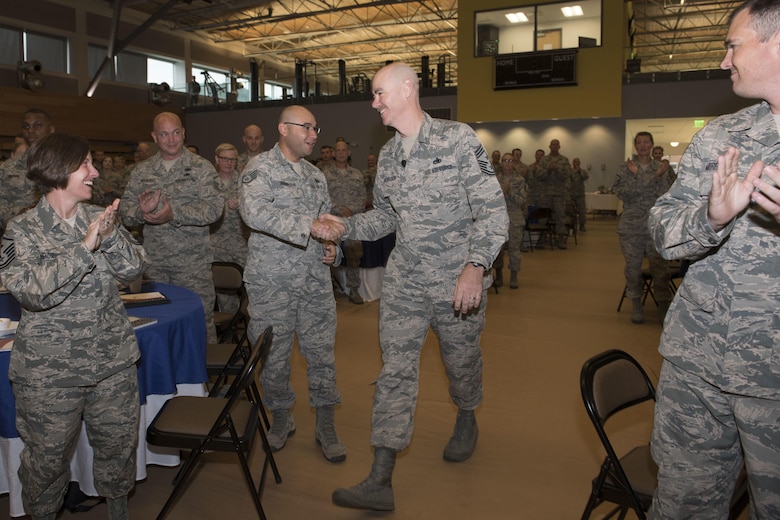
[311,213,345,241]
[707,147,761,231]
[322,242,338,265]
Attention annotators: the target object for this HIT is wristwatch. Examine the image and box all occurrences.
[469,262,486,270]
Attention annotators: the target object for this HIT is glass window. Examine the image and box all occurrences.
[25,31,68,73]
[192,65,230,102]
[116,51,147,86]
[88,44,114,81]
[475,0,601,57]
[0,26,21,66]
[264,82,288,101]
[235,76,250,102]
[148,57,174,87]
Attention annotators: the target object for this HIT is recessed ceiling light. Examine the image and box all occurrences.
[670,141,680,147]
[505,12,529,23]
[561,6,584,17]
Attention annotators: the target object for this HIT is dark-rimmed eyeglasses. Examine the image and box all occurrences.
[284,121,321,134]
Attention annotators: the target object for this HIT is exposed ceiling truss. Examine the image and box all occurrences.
[629,0,741,73]
[112,0,742,88]
[118,0,457,87]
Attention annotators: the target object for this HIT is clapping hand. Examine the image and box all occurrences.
[138,189,162,214]
[708,147,761,231]
[84,199,120,251]
[140,190,173,224]
[311,213,345,242]
[750,162,780,224]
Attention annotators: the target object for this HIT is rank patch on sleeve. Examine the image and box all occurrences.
[475,144,495,176]
[0,235,15,270]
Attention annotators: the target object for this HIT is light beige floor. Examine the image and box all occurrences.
[1,218,742,520]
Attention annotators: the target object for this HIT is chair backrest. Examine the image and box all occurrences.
[581,349,656,515]
[581,349,655,429]
[212,262,244,293]
[227,325,272,405]
[527,206,552,223]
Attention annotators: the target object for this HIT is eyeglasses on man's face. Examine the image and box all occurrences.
[502,159,514,163]
[217,156,237,162]
[284,121,321,134]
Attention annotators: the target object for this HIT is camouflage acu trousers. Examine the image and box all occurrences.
[493,219,524,272]
[618,232,672,302]
[370,273,485,451]
[246,276,340,411]
[650,361,780,519]
[13,366,139,517]
[338,239,364,291]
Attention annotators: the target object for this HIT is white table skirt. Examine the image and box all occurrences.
[0,383,205,518]
[585,192,623,214]
[358,267,385,303]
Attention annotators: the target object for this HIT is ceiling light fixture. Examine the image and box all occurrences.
[505,12,529,23]
[561,6,584,17]
[670,141,680,147]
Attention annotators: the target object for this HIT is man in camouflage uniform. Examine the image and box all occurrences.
[570,157,589,231]
[120,112,223,343]
[238,105,347,463]
[363,153,377,208]
[237,124,264,173]
[537,139,572,249]
[526,148,545,207]
[491,149,501,173]
[0,108,54,236]
[512,147,528,173]
[330,62,508,511]
[647,1,780,517]
[493,153,528,289]
[652,145,677,185]
[210,143,250,313]
[613,131,673,324]
[124,142,157,177]
[323,140,367,304]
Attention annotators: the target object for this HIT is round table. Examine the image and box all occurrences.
[0,282,208,517]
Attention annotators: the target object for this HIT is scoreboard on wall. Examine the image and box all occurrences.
[493,49,577,90]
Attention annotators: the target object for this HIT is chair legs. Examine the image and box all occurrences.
[617,273,657,312]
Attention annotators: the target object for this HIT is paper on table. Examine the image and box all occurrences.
[128,316,158,330]
[120,291,170,307]
[0,321,18,338]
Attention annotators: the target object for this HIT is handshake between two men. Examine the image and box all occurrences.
[311,213,346,242]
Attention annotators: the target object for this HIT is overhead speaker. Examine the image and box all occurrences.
[626,58,641,74]
[18,60,44,90]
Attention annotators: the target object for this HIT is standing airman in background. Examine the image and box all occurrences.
[323,140,367,304]
[570,157,589,232]
[0,108,54,236]
[237,124,264,173]
[537,139,572,249]
[120,112,223,343]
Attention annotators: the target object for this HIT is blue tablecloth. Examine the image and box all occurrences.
[0,282,207,438]
[360,233,395,268]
